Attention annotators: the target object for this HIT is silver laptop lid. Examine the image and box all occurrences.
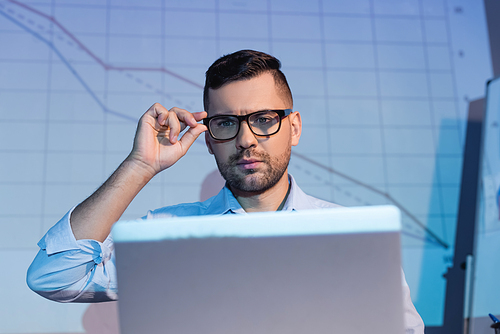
[112,205,404,334]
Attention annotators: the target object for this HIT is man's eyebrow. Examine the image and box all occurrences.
[209,112,235,117]
[210,109,278,117]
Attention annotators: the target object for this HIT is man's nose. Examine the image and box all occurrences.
[235,121,258,149]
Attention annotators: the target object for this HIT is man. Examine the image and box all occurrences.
[27,50,424,332]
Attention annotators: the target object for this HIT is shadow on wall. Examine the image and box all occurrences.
[199,169,226,202]
[81,169,225,333]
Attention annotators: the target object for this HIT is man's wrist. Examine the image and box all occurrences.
[121,155,158,185]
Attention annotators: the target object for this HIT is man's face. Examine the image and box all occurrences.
[205,72,301,194]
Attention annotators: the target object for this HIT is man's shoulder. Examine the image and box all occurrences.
[299,192,343,210]
[289,176,342,210]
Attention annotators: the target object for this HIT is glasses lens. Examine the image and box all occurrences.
[209,116,239,140]
[248,111,280,135]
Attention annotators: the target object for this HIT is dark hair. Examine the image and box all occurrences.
[203,50,293,111]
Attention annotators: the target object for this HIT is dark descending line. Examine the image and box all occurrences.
[0,8,137,122]
[7,0,204,90]
[292,151,449,249]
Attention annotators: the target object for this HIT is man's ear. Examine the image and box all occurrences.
[205,132,214,155]
[289,111,302,146]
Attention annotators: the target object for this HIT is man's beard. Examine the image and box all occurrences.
[216,146,291,193]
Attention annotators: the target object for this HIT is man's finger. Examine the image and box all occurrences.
[165,111,182,144]
[171,107,202,127]
[144,103,171,128]
[178,124,207,152]
[192,111,208,122]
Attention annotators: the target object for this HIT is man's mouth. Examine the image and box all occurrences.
[236,159,262,170]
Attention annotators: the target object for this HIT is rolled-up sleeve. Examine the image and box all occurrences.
[26,208,117,303]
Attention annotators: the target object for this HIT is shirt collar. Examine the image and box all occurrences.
[282,174,308,211]
[204,183,246,215]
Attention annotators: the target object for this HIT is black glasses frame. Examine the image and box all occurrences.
[203,109,292,140]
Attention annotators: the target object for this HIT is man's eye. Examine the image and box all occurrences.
[215,119,236,128]
[252,115,277,126]
[256,117,272,124]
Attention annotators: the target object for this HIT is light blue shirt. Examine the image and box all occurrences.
[27,175,338,301]
[26,175,423,332]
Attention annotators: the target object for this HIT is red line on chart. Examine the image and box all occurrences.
[6,0,204,90]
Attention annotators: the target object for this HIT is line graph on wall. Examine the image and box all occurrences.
[0,0,489,332]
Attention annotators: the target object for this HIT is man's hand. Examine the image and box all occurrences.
[70,103,207,241]
[126,103,208,178]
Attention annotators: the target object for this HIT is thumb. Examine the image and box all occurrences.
[178,124,207,153]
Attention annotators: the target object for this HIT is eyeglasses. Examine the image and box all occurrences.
[203,109,292,141]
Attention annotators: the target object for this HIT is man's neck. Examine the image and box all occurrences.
[230,173,290,212]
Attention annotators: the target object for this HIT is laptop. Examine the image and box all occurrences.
[112,205,405,334]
